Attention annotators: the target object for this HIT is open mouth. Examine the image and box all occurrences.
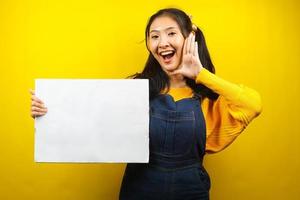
[159,50,175,62]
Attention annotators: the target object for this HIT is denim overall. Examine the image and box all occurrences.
[119,94,210,200]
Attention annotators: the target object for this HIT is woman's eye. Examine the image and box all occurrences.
[168,32,176,36]
[151,35,159,39]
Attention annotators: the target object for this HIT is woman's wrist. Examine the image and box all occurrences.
[195,67,205,82]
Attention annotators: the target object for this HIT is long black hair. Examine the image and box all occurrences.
[131,8,218,100]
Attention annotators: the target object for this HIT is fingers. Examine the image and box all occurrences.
[183,34,188,55]
[31,111,47,118]
[190,34,195,55]
[31,102,47,118]
[30,89,43,104]
[30,90,44,104]
[30,88,47,118]
[194,41,199,57]
[31,105,47,117]
[31,100,46,109]
[31,104,47,118]
[31,105,47,112]
[185,33,195,55]
[29,89,35,95]
[185,33,192,55]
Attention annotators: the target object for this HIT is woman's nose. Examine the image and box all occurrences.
[158,36,170,48]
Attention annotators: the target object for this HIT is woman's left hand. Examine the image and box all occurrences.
[170,33,203,80]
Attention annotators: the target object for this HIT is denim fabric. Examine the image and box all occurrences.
[119,94,210,200]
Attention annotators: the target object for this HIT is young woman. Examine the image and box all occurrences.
[30,8,262,200]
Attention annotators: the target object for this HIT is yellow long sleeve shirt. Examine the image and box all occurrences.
[166,68,262,153]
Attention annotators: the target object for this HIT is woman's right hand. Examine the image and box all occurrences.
[30,89,48,118]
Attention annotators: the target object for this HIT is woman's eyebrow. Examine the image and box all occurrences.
[150,26,177,33]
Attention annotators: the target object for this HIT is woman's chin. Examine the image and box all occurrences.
[161,64,179,73]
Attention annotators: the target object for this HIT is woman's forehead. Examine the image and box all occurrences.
[149,16,180,32]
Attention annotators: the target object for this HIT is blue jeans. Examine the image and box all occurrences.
[119,95,209,200]
[119,163,210,200]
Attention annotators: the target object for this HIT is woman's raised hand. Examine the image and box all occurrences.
[30,89,47,118]
[170,33,203,79]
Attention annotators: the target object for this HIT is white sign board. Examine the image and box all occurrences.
[34,79,149,163]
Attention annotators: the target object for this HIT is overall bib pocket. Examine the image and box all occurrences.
[149,108,196,156]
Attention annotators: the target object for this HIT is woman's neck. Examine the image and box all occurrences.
[169,74,187,88]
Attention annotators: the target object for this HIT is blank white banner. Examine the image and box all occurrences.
[34,79,149,163]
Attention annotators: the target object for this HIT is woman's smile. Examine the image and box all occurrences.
[147,16,185,73]
[159,49,176,64]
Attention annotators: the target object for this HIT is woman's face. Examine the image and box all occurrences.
[147,16,185,73]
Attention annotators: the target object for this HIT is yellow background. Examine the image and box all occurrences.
[1,0,299,199]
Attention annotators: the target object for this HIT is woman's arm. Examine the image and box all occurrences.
[196,69,262,153]
[196,68,262,124]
